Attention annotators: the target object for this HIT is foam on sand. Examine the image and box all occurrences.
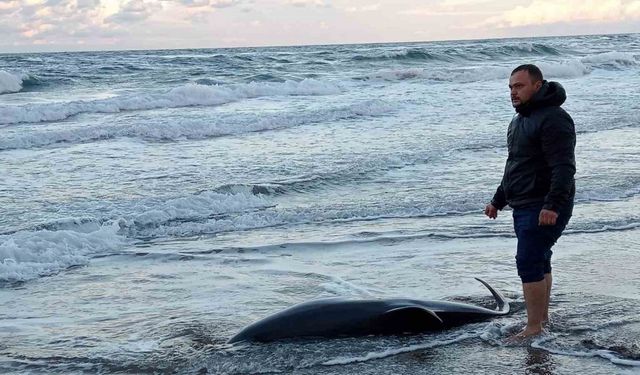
[532,336,640,367]
[0,79,343,125]
[322,332,477,365]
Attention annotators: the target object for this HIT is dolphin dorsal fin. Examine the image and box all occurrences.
[474,278,510,314]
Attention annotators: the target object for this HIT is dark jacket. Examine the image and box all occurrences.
[491,81,576,211]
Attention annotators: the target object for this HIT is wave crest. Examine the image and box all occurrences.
[360,60,590,82]
[0,70,29,94]
[0,79,343,125]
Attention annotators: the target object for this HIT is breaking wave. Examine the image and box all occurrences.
[358,51,637,82]
[351,49,452,62]
[349,43,563,63]
[0,71,31,94]
[0,79,343,125]
[3,188,640,284]
[360,59,590,82]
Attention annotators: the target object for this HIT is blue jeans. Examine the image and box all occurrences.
[512,203,573,283]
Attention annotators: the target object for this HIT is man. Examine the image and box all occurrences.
[485,64,576,339]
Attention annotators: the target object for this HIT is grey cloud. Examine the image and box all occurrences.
[175,0,241,8]
[105,0,161,24]
[76,0,101,9]
[179,0,210,7]
[210,0,241,7]
[0,21,19,33]
[286,0,331,8]
[3,0,119,43]
[44,0,68,6]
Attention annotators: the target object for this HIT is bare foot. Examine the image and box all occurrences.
[505,325,543,344]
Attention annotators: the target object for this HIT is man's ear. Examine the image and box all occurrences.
[534,80,543,90]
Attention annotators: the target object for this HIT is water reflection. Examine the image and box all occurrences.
[525,347,556,375]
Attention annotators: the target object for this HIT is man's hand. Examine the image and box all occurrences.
[538,209,558,226]
[484,204,498,219]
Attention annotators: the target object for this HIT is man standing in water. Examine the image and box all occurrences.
[485,64,576,338]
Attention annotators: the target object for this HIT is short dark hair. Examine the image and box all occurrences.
[511,64,543,82]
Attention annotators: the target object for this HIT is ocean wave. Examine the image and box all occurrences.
[450,43,563,60]
[349,43,562,63]
[359,51,639,82]
[361,59,590,82]
[0,79,343,125]
[0,222,122,283]
[0,70,30,94]
[351,49,452,62]
[0,192,484,283]
[120,200,485,240]
[495,43,562,56]
[0,187,271,283]
[0,100,393,150]
[581,51,638,67]
[3,192,640,283]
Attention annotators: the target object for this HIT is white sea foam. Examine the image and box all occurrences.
[0,188,271,282]
[322,332,477,365]
[0,79,343,125]
[537,60,591,78]
[124,188,271,228]
[531,337,640,367]
[581,52,638,66]
[368,60,591,83]
[0,222,123,282]
[0,100,394,150]
[0,70,26,94]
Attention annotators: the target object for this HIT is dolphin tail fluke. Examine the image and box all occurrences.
[474,278,510,315]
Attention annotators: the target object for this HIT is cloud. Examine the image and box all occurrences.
[177,0,241,8]
[486,0,640,28]
[1,0,125,46]
[398,0,501,16]
[0,1,20,14]
[439,0,498,6]
[105,0,161,24]
[285,0,330,8]
[344,3,380,12]
[398,8,495,16]
[179,0,212,6]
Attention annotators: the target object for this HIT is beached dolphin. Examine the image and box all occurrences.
[228,278,510,343]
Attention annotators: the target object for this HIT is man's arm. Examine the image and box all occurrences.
[541,110,576,211]
[491,181,507,210]
[486,174,506,219]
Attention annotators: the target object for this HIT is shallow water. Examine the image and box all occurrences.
[1,34,640,374]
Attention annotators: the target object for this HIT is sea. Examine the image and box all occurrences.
[1,33,639,374]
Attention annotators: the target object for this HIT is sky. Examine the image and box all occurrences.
[1,0,639,52]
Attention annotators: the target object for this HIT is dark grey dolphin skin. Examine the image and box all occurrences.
[228,278,509,343]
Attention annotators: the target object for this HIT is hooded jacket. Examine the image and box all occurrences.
[491,81,576,211]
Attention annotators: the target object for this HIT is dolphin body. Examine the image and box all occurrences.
[228,278,510,343]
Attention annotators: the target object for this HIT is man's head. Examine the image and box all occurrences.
[509,64,544,108]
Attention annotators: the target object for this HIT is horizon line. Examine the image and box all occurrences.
[1,31,638,55]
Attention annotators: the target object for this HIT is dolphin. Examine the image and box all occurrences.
[228,278,510,343]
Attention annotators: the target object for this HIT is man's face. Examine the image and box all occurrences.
[509,70,542,107]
